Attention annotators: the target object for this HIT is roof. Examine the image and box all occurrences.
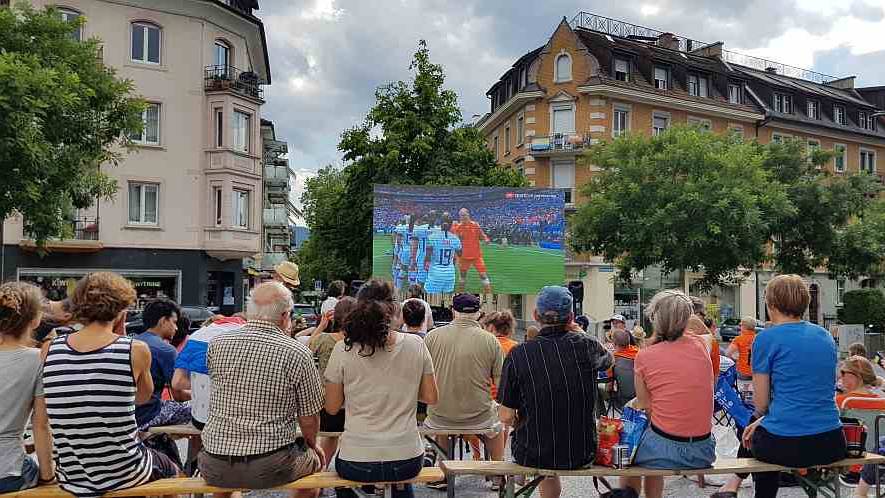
[736,66,872,108]
[486,46,543,95]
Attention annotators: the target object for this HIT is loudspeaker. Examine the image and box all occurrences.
[349,280,365,297]
[567,280,584,304]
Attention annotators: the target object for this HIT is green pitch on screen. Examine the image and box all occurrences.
[372,235,565,295]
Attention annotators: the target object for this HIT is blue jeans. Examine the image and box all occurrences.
[0,456,39,493]
[335,455,423,498]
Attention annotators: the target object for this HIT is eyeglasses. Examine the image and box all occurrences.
[840,370,858,378]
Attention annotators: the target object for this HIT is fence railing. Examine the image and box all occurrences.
[27,217,99,241]
[529,133,592,153]
[204,64,264,100]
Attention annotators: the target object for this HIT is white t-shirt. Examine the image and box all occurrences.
[325,332,434,462]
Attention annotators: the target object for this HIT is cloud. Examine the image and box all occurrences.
[256,0,885,218]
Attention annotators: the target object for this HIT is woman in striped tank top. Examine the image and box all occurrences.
[43,273,180,497]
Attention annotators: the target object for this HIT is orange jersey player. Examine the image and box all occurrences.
[451,207,492,294]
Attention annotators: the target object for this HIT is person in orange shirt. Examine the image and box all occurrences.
[452,208,492,294]
[725,316,757,380]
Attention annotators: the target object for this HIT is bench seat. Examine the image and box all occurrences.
[440,453,885,478]
[1,467,445,498]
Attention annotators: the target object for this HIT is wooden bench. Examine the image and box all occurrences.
[440,454,885,498]
[0,467,445,498]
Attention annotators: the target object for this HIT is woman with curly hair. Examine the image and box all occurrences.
[324,279,438,497]
[43,272,181,496]
[0,282,55,493]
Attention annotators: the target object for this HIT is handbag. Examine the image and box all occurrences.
[593,477,639,498]
[619,406,648,464]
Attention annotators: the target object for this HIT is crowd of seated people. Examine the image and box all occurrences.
[1,269,882,498]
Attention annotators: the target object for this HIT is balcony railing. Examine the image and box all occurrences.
[529,133,592,154]
[263,207,288,227]
[264,165,290,186]
[27,217,99,241]
[204,65,264,101]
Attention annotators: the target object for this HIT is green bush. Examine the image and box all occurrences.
[838,289,885,330]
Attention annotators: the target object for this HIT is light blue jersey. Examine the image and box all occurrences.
[413,224,430,284]
[392,224,408,286]
[424,232,462,294]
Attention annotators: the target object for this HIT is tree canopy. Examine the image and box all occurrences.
[298,41,525,283]
[570,126,883,289]
[0,6,144,243]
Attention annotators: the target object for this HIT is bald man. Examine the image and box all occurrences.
[452,208,492,293]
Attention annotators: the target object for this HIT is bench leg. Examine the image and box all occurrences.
[877,461,882,498]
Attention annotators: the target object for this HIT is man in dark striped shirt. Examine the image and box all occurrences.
[498,286,613,498]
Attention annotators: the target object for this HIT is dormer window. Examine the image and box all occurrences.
[773,93,793,114]
[555,53,572,83]
[614,57,630,82]
[859,111,876,131]
[834,105,846,125]
[807,100,820,120]
[688,74,708,97]
[654,66,668,90]
[728,84,742,104]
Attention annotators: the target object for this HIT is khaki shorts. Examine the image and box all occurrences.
[422,416,504,438]
[199,441,322,489]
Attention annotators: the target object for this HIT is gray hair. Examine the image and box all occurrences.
[690,296,706,316]
[247,281,294,323]
[740,316,757,330]
[647,289,693,342]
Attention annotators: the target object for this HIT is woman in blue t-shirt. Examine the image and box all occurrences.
[741,274,846,498]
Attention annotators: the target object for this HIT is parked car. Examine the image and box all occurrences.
[718,318,741,342]
[125,305,215,336]
[292,303,318,327]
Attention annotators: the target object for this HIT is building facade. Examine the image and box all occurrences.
[478,13,885,325]
[2,0,271,312]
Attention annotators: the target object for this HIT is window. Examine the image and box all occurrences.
[807,139,820,166]
[130,102,160,145]
[516,115,524,145]
[214,107,224,147]
[614,58,629,82]
[860,149,876,174]
[214,40,230,67]
[128,182,158,225]
[552,160,575,205]
[688,74,708,97]
[834,143,847,173]
[728,84,742,104]
[59,8,82,41]
[551,105,575,134]
[807,100,820,120]
[613,107,630,137]
[834,105,846,125]
[653,66,668,90]
[519,67,527,89]
[652,112,669,136]
[728,125,744,138]
[837,279,846,305]
[504,125,511,153]
[688,116,712,132]
[213,187,223,226]
[773,93,792,114]
[131,22,161,64]
[232,190,249,228]
[232,110,250,153]
[493,136,499,160]
[555,53,572,82]
[859,111,876,131]
[771,132,790,144]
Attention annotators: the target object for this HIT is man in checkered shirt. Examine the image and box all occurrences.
[198,281,325,496]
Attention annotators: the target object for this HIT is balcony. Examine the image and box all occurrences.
[204,65,264,102]
[529,133,593,156]
[263,206,288,232]
[20,217,102,253]
[261,252,289,271]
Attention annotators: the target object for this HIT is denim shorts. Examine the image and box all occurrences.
[633,428,716,470]
[0,456,39,493]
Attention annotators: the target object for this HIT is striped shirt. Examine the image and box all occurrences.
[497,326,612,469]
[202,320,324,456]
[43,335,152,497]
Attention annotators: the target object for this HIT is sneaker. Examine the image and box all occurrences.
[839,472,861,488]
[426,479,448,491]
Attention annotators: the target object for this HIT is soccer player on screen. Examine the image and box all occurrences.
[412,213,433,286]
[423,213,462,294]
[452,208,492,294]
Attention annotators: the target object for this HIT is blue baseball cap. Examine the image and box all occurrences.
[536,286,573,322]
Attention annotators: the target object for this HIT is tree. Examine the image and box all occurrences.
[300,41,525,280]
[0,6,144,245]
[838,289,885,331]
[569,126,882,289]
[294,166,353,284]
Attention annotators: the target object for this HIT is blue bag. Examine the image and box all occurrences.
[619,406,649,462]
[714,365,753,428]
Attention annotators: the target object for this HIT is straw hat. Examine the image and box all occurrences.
[273,261,300,288]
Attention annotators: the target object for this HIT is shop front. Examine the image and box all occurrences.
[19,268,181,310]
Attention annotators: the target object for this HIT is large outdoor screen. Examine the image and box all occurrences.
[372,185,565,295]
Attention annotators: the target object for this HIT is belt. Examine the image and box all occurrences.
[651,424,710,443]
[205,440,300,463]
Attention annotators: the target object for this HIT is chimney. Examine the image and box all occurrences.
[657,33,680,51]
[690,41,724,58]
[765,67,778,74]
[826,76,856,89]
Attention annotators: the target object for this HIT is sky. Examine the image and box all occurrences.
[255,0,885,221]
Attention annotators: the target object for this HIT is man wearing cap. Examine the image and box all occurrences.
[498,286,613,498]
[423,293,506,490]
[273,261,301,290]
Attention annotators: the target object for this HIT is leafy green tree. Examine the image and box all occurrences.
[838,289,885,331]
[295,166,353,283]
[570,127,881,289]
[300,41,525,279]
[0,6,144,245]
